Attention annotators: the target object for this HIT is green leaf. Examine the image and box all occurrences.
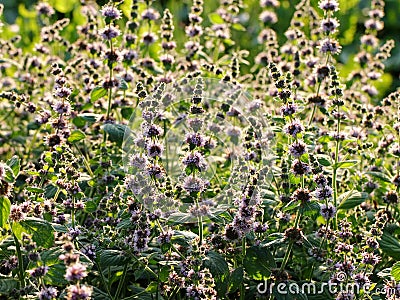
[27,121,41,130]
[168,212,194,224]
[300,201,320,217]
[121,107,134,120]
[366,171,391,183]
[6,156,20,177]
[120,79,129,91]
[84,200,98,213]
[67,130,86,143]
[232,23,246,31]
[44,184,58,199]
[12,217,54,248]
[119,0,133,18]
[3,164,15,183]
[72,116,86,128]
[318,135,333,143]
[26,186,45,194]
[208,12,224,24]
[0,196,11,228]
[316,155,331,166]
[159,266,170,282]
[379,232,400,259]
[203,251,229,278]
[40,247,92,286]
[81,113,102,123]
[391,261,400,281]
[203,251,229,296]
[333,160,358,169]
[229,267,243,292]
[50,0,78,13]
[338,190,368,210]
[145,282,158,293]
[103,124,128,146]
[90,87,108,102]
[244,246,276,280]
[99,250,128,268]
[40,248,68,286]
[0,278,19,294]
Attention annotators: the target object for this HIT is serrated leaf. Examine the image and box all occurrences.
[6,156,20,177]
[316,155,331,166]
[338,191,368,210]
[379,232,400,259]
[68,130,86,143]
[120,79,129,91]
[45,184,58,199]
[391,262,400,281]
[99,249,128,267]
[12,217,54,248]
[90,86,108,102]
[244,246,276,280]
[84,200,98,213]
[121,107,134,120]
[3,165,15,183]
[333,160,358,169]
[0,196,11,228]
[229,267,243,292]
[72,116,86,128]
[318,135,333,143]
[366,171,391,183]
[168,212,193,224]
[0,278,19,294]
[203,251,229,278]
[300,201,320,217]
[103,124,128,146]
[377,268,392,278]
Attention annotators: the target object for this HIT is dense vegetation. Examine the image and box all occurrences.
[0,0,399,299]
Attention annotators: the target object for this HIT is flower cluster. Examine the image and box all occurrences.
[0,0,399,299]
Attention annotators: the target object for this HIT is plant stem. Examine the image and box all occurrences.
[280,209,302,272]
[106,40,114,120]
[13,233,25,289]
[333,118,341,230]
[280,240,293,272]
[240,237,246,300]
[198,215,203,245]
[95,258,114,300]
[115,262,129,299]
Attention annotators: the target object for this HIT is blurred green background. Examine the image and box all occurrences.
[1,0,400,95]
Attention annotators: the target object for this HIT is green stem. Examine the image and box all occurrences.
[332,119,340,230]
[95,258,114,300]
[74,144,94,178]
[280,240,294,272]
[115,262,129,299]
[106,40,114,120]
[71,196,75,228]
[280,210,302,272]
[308,104,317,126]
[13,233,25,289]
[240,237,246,300]
[198,215,203,245]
